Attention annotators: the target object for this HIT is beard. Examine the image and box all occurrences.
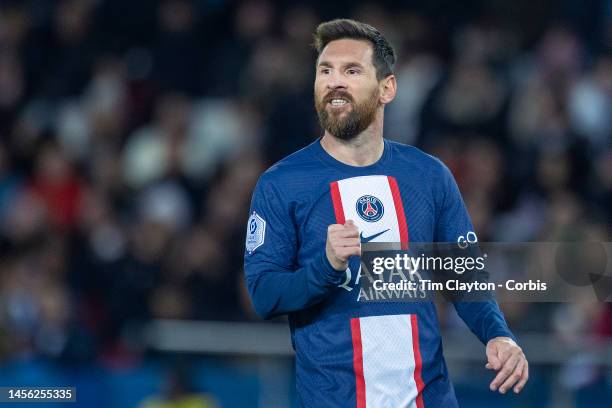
[315,87,380,141]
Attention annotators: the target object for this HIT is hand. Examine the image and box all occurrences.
[326,220,361,271]
[486,337,529,394]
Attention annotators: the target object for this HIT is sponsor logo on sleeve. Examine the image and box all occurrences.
[457,231,478,248]
[246,211,266,253]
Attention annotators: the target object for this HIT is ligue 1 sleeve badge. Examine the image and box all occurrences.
[356,195,384,222]
[246,211,266,253]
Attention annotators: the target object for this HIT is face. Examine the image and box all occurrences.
[314,39,382,141]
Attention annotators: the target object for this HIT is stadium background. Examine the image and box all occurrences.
[0,0,611,406]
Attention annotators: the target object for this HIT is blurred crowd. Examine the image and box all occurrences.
[0,0,610,375]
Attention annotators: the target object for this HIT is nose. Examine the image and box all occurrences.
[326,71,348,91]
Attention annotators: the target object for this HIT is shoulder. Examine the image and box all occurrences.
[257,140,322,188]
[386,140,450,178]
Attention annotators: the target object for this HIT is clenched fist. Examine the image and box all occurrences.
[326,220,361,271]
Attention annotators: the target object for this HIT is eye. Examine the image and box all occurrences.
[347,68,359,75]
[319,67,330,75]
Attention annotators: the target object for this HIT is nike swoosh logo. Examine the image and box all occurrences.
[360,229,390,243]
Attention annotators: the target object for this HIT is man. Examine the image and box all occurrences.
[244,19,528,407]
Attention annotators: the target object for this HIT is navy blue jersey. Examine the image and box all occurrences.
[244,138,514,408]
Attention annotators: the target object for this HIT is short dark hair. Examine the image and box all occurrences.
[313,19,396,81]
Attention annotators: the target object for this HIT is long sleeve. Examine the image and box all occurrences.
[244,175,345,320]
[435,163,516,344]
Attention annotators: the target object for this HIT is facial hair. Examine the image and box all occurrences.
[315,87,380,141]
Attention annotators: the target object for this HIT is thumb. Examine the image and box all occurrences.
[345,219,356,227]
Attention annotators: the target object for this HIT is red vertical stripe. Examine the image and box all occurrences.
[330,181,346,224]
[387,176,409,249]
[351,318,366,408]
[411,315,425,408]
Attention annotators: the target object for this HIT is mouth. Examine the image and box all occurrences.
[327,98,350,108]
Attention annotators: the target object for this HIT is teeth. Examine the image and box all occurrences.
[330,99,347,106]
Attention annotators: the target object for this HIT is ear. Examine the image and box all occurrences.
[379,75,397,105]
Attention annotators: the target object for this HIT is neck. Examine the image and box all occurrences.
[320,111,385,167]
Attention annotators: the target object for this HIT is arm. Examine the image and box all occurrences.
[435,163,528,394]
[244,176,359,319]
[246,249,345,320]
[435,163,515,342]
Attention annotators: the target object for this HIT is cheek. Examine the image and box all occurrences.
[365,82,382,101]
[351,77,376,93]
[314,88,328,107]
[314,79,325,95]
[352,84,377,103]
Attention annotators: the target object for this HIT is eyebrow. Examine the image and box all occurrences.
[317,60,365,70]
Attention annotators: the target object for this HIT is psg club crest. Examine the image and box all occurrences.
[356,195,384,222]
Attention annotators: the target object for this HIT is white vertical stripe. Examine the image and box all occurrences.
[359,314,418,408]
[336,175,400,242]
